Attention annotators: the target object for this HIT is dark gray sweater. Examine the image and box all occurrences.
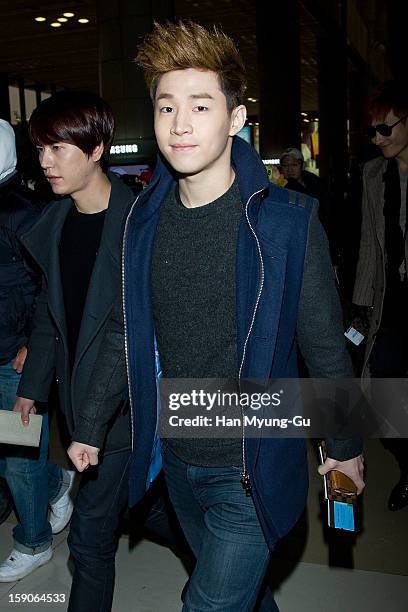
[151,181,243,466]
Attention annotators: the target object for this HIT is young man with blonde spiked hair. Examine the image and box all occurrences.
[69,21,364,610]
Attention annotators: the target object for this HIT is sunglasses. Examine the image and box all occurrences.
[366,114,408,138]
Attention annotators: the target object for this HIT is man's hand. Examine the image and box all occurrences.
[13,396,36,427]
[350,304,371,336]
[68,441,100,472]
[318,455,365,495]
[12,346,28,374]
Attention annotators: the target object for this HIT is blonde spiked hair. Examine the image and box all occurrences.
[135,20,247,113]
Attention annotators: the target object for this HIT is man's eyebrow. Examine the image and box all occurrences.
[156,93,174,101]
[190,93,214,100]
[155,92,215,101]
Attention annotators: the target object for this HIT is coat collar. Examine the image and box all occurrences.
[134,136,270,223]
[21,172,134,269]
[364,157,387,247]
[365,155,387,180]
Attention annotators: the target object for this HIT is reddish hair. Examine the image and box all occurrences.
[368,80,408,122]
[29,91,115,172]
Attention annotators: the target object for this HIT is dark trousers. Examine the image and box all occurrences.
[370,327,408,471]
[67,449,183,612]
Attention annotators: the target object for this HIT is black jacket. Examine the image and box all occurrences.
[0,173,42,363]
[17,173,135,453]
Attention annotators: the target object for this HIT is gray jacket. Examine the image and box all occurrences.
[352,156,406,380]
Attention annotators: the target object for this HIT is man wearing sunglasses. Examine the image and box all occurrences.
[353,80,408,511]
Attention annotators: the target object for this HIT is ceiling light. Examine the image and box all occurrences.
[50,22,62,28]
[34,17,46,22]
[78,18,89,24]
[58,17,68,22]
[63,12,75,17]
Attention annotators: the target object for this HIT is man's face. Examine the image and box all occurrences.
[280,156,303,181]
[370,109,408,160]
[37,142,100,197]
[154,68,245,179]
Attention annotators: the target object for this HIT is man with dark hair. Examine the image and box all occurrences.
[70,22,364,611]
[12,91,180,611]
[0,118,73,582]
[353,80,408,511]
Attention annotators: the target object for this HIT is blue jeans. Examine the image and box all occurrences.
[162,444,277,612]
[0,361,63,553]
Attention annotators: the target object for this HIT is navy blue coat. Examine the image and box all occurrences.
[119,137,360,547]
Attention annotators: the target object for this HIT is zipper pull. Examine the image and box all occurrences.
[240,470,252,496]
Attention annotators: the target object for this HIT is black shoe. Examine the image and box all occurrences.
[388,473,408,511]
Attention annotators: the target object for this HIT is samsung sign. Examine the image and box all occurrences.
[110,144,139,155]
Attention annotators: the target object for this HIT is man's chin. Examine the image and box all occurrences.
[172,165,203,178]
[50,186,68,196]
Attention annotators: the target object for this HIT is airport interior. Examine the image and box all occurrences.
[0,1,407,611]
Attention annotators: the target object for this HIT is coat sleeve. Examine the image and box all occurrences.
[297,203,363,461]
[17,278,56,402]
[71,295,128,449]
[352,166,376,306]
[8,198,42,347]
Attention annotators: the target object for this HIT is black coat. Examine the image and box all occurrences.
[17,174,135,452]
[0,173,42,363]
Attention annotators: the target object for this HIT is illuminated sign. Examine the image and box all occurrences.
[262,158,280,165]
[110,144,139,155]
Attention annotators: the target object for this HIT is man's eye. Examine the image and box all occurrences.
[194,106,208,112]
[52,145,61,150]
[160,106,173,113]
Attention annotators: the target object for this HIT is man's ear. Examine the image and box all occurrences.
[229,105,247,136]
[91,142,105,163]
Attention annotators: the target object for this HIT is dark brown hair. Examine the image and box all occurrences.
[29,91,115,172]
[135,20,247,113]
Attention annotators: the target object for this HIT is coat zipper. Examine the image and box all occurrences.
[121,195,142,452]
[238,187,266,495]
[121,186,266,472]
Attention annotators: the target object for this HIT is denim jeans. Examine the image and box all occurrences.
[162,443,277,612]
[0,361,63,553]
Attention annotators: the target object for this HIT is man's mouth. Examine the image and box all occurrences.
[170,144,197,152]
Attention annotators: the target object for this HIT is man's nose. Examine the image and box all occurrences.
[372,131,385,145]
[40,149,53,168]
[170,110,192,135]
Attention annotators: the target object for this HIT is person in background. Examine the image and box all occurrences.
[0,119,74,582]
[279,147,322,197]
[352,80,408,511]
[13,91,182,611]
